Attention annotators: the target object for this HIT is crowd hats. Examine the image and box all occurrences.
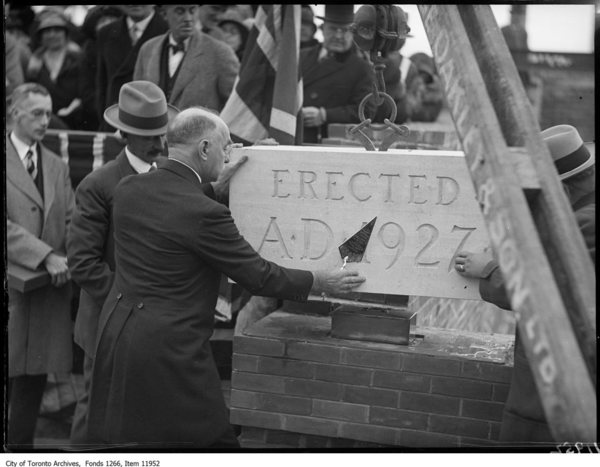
[36,11,69,35]
[541,124,595,180]
[104,81,179,136]
[317,5,355,25]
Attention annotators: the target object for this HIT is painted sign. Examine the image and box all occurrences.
[229,146,490,299]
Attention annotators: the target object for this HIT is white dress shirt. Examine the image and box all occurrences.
[125,147,157,174]
[10,132,37,173]
[168,35,190,77]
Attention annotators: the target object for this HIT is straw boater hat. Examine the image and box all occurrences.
[104,81,179,136]
[541,124,595,180]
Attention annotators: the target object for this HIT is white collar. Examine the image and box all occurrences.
[318,46,329,61]
[125,146,156,174]
[169,158,203,184]
[10,132,36,162]
[126,10,155,34]
[168,34,190,50]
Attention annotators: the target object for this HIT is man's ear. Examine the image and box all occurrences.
[198,140,209,160]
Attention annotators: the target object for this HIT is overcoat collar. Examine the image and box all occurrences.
[169,31,206,103]
[161,158,204,189]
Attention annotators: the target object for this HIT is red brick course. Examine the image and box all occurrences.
[230,311,514,448]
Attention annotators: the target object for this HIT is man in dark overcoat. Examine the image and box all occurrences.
[85,107,366,448]
[454,125,595,445]
[300,5,374,143]
[95,5,168,130]
[6,83,75,449]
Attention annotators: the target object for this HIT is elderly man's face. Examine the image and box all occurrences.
[322,21,354,53]
[200,120,232,182]
[12,92,52,145]
[164,5,197,42]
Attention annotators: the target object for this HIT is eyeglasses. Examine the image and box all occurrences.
[224,142,243,157]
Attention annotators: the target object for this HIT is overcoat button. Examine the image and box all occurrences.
[117,293,122,299]
[137,302,144,309]
[31,207,37,211]
[310,92,318,99]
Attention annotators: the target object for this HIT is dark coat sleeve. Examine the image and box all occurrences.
[67,173,114,304]
[193,202,313,301]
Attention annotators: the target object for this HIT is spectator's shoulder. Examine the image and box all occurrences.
[96,17,125,42]
[142,33,166,51]
[41,144,69,172]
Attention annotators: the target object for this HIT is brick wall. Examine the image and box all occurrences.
[231,310,514,448]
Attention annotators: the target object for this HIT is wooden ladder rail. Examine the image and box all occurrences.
[417,5,596,442]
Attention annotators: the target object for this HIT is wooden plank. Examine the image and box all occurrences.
[418,4,595,441]
[230,146,490,300]
[459,4,596,385]
[7,262,50,293]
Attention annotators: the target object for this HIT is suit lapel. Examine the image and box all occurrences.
[169,31,204,103]
[6,136,44,208]
[149,34,168,84]
[115,150,137,178]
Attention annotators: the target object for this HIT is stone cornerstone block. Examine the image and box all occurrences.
[231,311,514,448]
[229,146,489,299]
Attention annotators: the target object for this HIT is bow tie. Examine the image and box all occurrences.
[170,42,186,54]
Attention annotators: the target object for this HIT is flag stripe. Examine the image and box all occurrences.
[222,4,302,145]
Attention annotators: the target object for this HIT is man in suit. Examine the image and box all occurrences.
[66,80,177,447]
[67,81,246,447]
[300,5,374,143]
[96,5,168,131]
[133,4,239,113]
[6,83,75,449]
[86,107,365,448]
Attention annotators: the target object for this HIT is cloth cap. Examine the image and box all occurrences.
[541,124,595,180]
[36,12,69,34]
[104,81,179,136]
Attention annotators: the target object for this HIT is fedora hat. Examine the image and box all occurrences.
[317,5,355,25]
[541,124,595,180]
[104,81,179,136]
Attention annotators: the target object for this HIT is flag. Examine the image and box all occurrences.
[42,129,124,189]
[221,5,303,145]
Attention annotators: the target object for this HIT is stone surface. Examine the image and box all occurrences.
[229,146,489,299]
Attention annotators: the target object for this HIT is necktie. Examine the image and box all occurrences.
[170,42,185,54]
[25,148,37,179]
[130,24,139,44]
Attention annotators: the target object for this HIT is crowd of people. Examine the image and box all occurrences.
[6,4,445,142]
[5,3,594,452]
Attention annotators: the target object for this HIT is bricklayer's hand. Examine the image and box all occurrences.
[454,250,494,278]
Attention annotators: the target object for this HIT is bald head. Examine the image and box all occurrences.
[167,107,221,146]
[166,107,232,182]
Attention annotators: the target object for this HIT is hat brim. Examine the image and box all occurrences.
[316,16,354,25]
[560,142,595,180]
[104,104,179,136]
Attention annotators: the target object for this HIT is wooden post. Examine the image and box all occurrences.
[417,4,596,442]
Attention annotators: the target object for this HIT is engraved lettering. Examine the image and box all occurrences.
[409,175,428,204]
[300,218,333,260]
[349,172,372,202]
[436,176,459,205]
[378,221,405,269]
[299,170,318,199]
[257,217,292,259]
[378,173,400,202]
[272,169,290,198]
[415,224,440,267]
[325,171,344,200]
